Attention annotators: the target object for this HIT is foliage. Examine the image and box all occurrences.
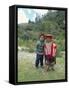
[18,10,65,56]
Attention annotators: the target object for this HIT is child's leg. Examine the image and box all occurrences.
[45,56,50,71]
[47,59,51,71]
[51,64,55,71]
[46,65,50,71]
[45,55,47,65]
[45,61,50,71]
[54,57,56,64]
[35,54,39,68]
[50,57,55,71]
[40,55,43,67]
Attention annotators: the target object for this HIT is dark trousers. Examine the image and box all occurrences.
[35,54,43,67]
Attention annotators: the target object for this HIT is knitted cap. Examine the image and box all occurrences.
[45,34,53,39]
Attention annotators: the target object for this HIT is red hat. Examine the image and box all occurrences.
[45,34,53,39]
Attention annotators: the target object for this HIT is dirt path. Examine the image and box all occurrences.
[18,51,36,61]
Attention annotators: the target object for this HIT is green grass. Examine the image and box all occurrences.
[18,39,36,52]
[18,56,65,82]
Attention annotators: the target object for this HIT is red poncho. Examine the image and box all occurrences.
[44,42,57,59]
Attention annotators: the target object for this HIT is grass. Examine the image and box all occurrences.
[18,53,65,82]
[18,39,36,52]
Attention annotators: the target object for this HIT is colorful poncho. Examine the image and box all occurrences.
[44,42,57,58]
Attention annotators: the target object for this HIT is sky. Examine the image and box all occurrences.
[18,8,48,24]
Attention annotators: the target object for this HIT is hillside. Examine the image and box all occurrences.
[18,10,65,56]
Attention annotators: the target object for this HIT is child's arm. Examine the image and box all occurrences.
[53,43,57,57]
[54,44,57,56]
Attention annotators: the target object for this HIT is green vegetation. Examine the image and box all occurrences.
[18,57,65,82]
[18,10,65,82]
[18,10,65,56]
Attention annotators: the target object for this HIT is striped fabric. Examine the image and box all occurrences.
[44,42,57,57]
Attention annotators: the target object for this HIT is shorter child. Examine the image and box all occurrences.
[44,34,57,71]
[35,34,45,68]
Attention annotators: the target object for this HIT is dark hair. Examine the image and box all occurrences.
[39,34,45,39]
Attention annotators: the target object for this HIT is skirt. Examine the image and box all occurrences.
[45,55,56,65]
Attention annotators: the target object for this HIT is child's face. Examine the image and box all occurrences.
[46,38,52,42]
[40,36,44,41]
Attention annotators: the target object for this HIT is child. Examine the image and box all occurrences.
[35,34,45,68]
[44,34,57,71]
